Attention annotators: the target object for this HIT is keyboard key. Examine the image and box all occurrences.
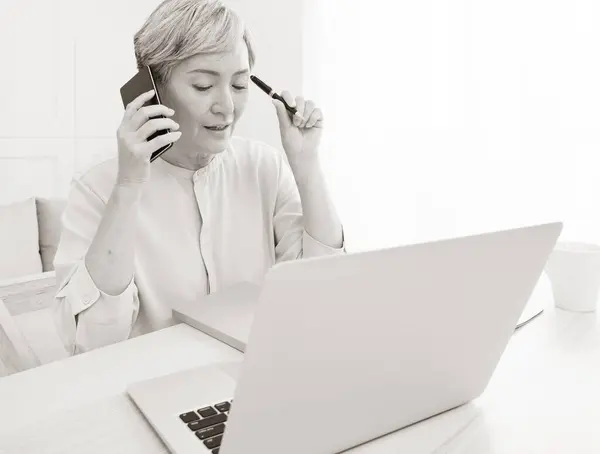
[179,411,199,423]
[215,401,231,412]
[188,413,227,431]
[195,423,225,440]
[198,406,218,418]
[204,434,223,449]
[212,449,220,454]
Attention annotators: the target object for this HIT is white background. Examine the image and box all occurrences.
[305,0,600,251]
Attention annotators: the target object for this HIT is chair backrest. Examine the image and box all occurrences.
[0,297,41,376]
[0,271,68,377]
[35,197,67,272]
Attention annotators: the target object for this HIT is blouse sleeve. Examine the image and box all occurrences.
[272,151,346,262]
[51,178,140,355]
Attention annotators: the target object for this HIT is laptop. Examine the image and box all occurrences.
[171,281,261,352]
[170,261,552,353]
[127,222,562,454]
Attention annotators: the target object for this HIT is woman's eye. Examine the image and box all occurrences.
[193,85,211,92]
[233,85,248,91]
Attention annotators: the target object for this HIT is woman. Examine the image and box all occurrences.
[52,0,344,355]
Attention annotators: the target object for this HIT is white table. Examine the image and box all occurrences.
[0,305,598,454]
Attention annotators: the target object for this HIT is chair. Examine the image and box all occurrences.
[0,196,69,376]
[0,272,68,377]
[0,196,67,281]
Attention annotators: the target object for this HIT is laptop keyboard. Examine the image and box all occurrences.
[179,399,232,453]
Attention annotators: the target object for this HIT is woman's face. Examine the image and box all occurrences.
[160,39,250,159]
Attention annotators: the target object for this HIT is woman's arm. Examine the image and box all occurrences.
[85,183,143,295]
[52,179,142,354]
[288,157,343,250]
[272,149,345,262]
[53,90,181,354]
[271,91,345,256]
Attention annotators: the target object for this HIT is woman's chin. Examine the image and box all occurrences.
[202,134,232,153]
[194,141,226,156]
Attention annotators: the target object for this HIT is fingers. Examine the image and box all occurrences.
[137,118,180,141]
[129,104,175,131]
[293,96,305,127]
[300,100,315,128]
[272,97,293,129]
[305,107,323,128]
[274,90,324,133]
[123,89,157,120]
[280,90,304,126]
[276,91,323,129]
[280,90,295,108]
[140,131,183,156]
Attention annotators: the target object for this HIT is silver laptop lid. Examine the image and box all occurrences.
[219,222,562,454]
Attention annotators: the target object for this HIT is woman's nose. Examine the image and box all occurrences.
[211,89,235,117]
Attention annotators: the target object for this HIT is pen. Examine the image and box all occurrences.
[250,75,304,121]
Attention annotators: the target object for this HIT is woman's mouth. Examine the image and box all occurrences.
[204,124,230,132]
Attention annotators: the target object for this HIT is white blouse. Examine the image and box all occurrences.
[52,137,345,355]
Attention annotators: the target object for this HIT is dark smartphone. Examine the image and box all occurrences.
[120,65,173,162]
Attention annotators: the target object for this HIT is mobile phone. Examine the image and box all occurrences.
[120,65,173,162]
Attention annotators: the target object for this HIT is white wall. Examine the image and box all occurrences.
[0,0,303,204]
[305,0,600,251]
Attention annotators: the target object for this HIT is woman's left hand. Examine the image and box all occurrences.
[272,91,323,163]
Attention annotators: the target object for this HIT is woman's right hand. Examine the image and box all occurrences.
[116,89,182,186]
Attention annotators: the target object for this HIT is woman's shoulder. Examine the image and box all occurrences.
[72,156,119,203]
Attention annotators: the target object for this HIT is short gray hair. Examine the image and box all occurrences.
[134,0,256,86]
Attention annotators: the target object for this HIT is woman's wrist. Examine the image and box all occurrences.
[289,155,322,187]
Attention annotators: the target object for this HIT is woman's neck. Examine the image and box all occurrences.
[160,146,215,171]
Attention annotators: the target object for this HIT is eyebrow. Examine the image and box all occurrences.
[188,69,249,76]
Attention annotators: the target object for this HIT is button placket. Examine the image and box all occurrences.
[194,174,213,294]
